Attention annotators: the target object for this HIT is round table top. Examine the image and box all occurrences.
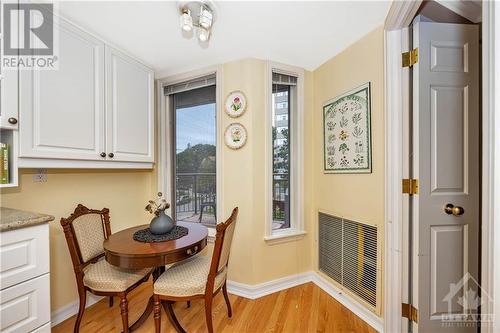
[104,222,208,269]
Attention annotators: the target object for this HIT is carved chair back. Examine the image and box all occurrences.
[60,204,112,275]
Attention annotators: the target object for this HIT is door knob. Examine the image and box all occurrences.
[444,203,464,216]
[8,117,17,125]
[108,153,114,158]
[100,152,106,158]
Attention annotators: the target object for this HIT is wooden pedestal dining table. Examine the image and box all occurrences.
[103,221,208,332]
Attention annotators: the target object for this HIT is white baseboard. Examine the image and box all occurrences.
[228,271,384,333]
[51,271,383,332]
[227,272,312,299]
[51,293,104,327]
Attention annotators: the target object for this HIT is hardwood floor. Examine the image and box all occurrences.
[52,282,376,333]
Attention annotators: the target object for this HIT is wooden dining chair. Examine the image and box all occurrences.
[152,207,239,333]
[60,204,152,333]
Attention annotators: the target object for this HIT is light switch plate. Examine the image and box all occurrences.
[33,169,48,182]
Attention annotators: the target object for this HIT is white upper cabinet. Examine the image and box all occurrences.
[17,16,154,168]
[0,3,19,130]
[19,18,106,161]
[105,46,154,162]
[0,69,19,130]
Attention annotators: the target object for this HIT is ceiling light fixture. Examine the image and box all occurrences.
[180,8,193,32]
[178,1,215,43]
[198,6,213,29]
[197,27,210,42]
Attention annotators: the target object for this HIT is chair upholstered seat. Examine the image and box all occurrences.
[154,256,227,297]
[83,259,150,292]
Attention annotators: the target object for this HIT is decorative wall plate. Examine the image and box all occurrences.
[225,91,247,118]
[224,123,247,149]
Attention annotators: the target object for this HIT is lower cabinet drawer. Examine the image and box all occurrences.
[0,223,50,290]
[0,274,50,333]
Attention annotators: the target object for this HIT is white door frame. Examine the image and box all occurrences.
[384,1,500,332]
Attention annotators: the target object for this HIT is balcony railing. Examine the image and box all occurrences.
[174,172,289,229]
[273,172,289,230]
[175,173,216,226]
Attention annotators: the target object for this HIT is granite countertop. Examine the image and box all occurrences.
[0,207,55,232]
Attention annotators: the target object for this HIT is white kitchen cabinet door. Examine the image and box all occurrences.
[0,2,19,130]
[0,69,19,130]
[19,18,106,161]
[105,46,154,162]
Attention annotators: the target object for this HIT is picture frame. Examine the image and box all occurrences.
[224,91,247,118]
[323,82,372,174]
[224,123,247,149]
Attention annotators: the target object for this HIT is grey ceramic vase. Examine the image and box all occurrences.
[149,211,175,235]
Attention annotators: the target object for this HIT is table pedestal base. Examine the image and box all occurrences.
[124,266,186,333]
[123,296,186,333]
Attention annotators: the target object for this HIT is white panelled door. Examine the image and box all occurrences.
[105,46,154,162]
[19,18,105,160]
[413,21,479,333]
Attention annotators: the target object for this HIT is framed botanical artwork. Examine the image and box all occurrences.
[225,91,247,118]
[224,123,247,149]
[323,82,372,174]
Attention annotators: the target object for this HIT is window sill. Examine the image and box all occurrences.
[264,229,307,245]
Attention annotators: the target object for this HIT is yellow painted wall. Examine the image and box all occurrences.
[0,169,153,311]
[220,59,314,284]
[0,25,385,315]
[0,58,314,314]
[311,26,385,313]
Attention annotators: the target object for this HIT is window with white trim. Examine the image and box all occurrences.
[272,83,291,230]
[266,66,304,241]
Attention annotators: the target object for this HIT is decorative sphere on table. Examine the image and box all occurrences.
[145,193,175,235]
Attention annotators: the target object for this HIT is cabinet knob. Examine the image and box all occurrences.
[8,117,17,125]
[100,152,106,158]
[108,153,114,158]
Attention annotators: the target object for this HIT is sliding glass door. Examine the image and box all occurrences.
[172,85,217,226]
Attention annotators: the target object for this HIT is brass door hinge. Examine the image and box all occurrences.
[402,48,419,67]
[402,179,419,195]
[402,303,418,323]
